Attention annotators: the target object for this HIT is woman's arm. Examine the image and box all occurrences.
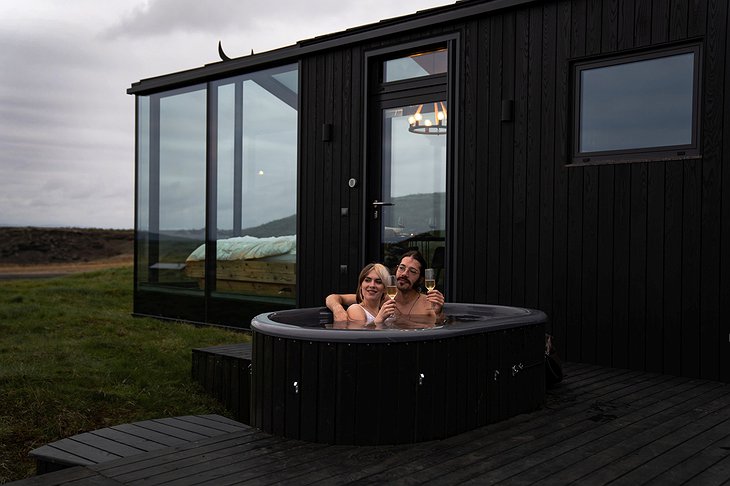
[346,304,366,322]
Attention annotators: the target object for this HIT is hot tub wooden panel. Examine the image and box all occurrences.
[251,305,546,445]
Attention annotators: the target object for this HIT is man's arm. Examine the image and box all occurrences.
[326,293,357,321]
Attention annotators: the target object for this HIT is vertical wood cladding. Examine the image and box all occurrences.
[297,0,729,382]
[456,0,730,381]
[298,47,363,307]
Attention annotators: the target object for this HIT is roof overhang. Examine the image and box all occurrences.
[127,0,535,95]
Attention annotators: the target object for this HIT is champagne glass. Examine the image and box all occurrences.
[385,274,398,323]
[386,275,398,300]
[425,268,436,292]
[424,268,436,309]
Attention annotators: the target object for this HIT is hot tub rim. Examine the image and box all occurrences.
[251,303,548,343]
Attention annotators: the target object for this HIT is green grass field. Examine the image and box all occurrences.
[0,266,246,482]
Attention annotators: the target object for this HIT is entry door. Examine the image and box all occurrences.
[368,98,448,284]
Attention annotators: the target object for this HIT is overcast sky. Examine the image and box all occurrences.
[0,0,450,229]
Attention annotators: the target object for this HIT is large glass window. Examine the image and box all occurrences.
[137,86,207,292]
[573,44,701,164]
[205,64,298,302]
[135,63,299,318]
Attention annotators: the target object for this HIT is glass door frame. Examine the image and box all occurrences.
[361,34,460,294]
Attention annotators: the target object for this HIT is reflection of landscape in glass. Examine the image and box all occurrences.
[217,74,298,232]
[382,103,446,274]
[580,52,694,153]
[148,88,208,285]
[136,65,299,300]
[212,65,299,300]
[159,90,207,232]
[384,105,446,235]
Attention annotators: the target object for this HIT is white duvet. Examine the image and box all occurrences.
[186,235,296,262]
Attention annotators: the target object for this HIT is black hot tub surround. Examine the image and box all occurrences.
[250,303,547,445]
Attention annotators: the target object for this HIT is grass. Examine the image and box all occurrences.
[0,266,246,483]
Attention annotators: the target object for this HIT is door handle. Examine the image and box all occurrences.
[372,200,393,219]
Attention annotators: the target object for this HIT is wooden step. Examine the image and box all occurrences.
[28,414,248,475]
[191,342,252,424]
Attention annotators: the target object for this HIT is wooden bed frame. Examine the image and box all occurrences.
[184,257,296,298]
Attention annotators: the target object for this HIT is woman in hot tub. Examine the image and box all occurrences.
[342,263,397,328]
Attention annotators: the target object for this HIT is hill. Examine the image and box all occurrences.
[0,227,134,277]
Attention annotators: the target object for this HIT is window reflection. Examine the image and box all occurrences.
[381,102,446,282]
[384,48,447,83]
[136,64,299,305]
[577,49,697,156]
[136,96,150,284]
[204,64,298,301]
[137,86,207,289]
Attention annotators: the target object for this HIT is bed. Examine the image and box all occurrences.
[184,235,296,298]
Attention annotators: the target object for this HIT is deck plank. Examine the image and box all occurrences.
[90,428,172,452]
[644,429,730,484]
[92,429,263,477]
[106,423,191,447]
[4,466,109,485]
[624,417,730,485]
[106,434,312,484]
[682,454,730,486]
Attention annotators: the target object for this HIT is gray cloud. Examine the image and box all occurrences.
[0,0,449,228]
[104,0,347,39]
[105,0,249,38]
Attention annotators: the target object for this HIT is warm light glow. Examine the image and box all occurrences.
[258,170,264,176]
[407,102,447,135]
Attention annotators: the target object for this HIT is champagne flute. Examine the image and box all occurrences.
[386,275,398,300]
[424,268,436,309]
[425,268,436,291]
[385,274,398,322]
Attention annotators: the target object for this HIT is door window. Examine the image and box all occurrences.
[379,101,447,280]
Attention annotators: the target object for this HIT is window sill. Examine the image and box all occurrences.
[566,153,702,168]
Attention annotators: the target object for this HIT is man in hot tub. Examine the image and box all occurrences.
[326,250,445,323]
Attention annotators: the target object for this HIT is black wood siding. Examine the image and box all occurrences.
[297,0,730,383]
[298,46,363,306]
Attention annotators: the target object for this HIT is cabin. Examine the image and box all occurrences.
[128,0,730,383]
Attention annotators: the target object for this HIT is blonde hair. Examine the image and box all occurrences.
[355,263,391,303]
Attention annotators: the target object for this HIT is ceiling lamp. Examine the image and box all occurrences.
[408,102,447,135]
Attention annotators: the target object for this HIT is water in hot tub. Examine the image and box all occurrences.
[325,313,449,330]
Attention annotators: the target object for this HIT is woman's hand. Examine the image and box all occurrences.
[375,298,397,323]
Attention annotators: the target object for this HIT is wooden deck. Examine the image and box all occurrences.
[9,362,730,485]
[28,415,248,474]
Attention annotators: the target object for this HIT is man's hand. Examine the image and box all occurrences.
[426,289,445,314]
[326,293,356,321]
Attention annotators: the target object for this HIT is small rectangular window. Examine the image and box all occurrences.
[384,48,447,83]
[572,44,701,164]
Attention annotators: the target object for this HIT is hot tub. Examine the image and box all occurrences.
[250,303,547,445]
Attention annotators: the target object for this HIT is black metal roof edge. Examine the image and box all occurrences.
[127,0,533,95]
